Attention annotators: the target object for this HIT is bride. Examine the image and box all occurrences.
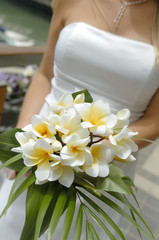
[0,0,159,239]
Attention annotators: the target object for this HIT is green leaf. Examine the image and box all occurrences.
[130,209,143,239]
[122,176,137,192]
[72,89,93,103]
[0,153,22,170]
[0,173,36,218]
[74,174,101,196]
[84,204,116,240]
[133,136,155,144]
[78,190,125,240]
[34,183,55,240]
[9,166,31,198]
[0,128,25,171]
[0,128,22,146]
[47,186,69,240]
[20,182,48,240]
[96,164,130,194]
[0,166,31,218]
[86,219,100,240]
[109,192,156,240]
[86,218,90,240]
[85,188,155,239]
[39,182,61,236]
[74,204,83,240]
[60,187,76,240]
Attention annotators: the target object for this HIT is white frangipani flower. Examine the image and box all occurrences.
[23,115,56,142]
[114,108,130,129]
[22,139,54,181]
[12,131,37,153]
[55,107,89,143]
[75,100,117,136]
[60,135,93,167]
[48,160,74,188]
[109,125,138,162]
[83,142,114,177]
[46,93,85,115]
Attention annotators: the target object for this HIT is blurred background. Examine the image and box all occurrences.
[0,1,159,240]
[0,0,52,131]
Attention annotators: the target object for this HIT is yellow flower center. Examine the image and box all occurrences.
[35,123,52,138]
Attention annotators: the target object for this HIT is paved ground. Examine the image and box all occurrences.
[120,140,159,240]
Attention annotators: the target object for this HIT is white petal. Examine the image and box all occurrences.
[81,121,95,128]
[126,138,138,152]
[90,101,110,124]
[74,137,90,148]
[15,131,37,146]
[91,142,114,164]
[22,124,32,132]
[48,164,63,181]
[126,154,136,162]
[105,114,117,129]
[34,139,53,153]
[59,93,73,105]
[115,125,128,142]
[117,109,130,120]
[11,147,22,153]
[83,163,99,177]
[91,125,106,135]
[31,114,44,127]
[74,93,85,103]
[60,146,77,160]
[35,160,50,181]
[109,135,117,146]
[49,154,62,162]
[83,148,94,165]
[58,166,74,187]
[36,179,48,185]
[116,143,131,159]
[98,161,109,177]
[74,103,91,121]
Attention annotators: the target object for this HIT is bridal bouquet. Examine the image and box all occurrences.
[0,90,156,240]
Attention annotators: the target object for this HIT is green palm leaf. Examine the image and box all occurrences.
[0,128,25,171]
[34,183,56,240]
[0,153,22,170]
[108,192,155,239]
[73,204,83,240]
[84,203,116,240]
[83,188,155,239]
[78,190,125,240]
[37,182,61,237]
[0,166,31,218]
[86,218,100,240]
[20,181,48,240]
[47,185,69,240]
[0,173,36,218]
[60,187,76,240]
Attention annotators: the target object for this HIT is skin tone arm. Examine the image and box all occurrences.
[130,87,159,149]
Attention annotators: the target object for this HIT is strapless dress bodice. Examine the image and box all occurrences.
[43,22,159,123]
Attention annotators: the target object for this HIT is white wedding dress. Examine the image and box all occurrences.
[0,22,159,240]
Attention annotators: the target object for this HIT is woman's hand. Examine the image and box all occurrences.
[9,170,31,180]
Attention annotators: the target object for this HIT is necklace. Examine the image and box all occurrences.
[114,0,148,28]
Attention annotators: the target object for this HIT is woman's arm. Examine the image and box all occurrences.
[130,87,159,149]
